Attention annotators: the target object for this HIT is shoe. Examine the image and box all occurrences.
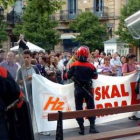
[79,124,84,135]
[38,132,50,136]
[128,116,140,121]
[89,124,99,134]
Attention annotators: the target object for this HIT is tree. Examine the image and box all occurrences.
[0,0,16,48]
[0,0,16,8]
[69,12,107,50]
[13,0,64,50]
[115,0,140,47]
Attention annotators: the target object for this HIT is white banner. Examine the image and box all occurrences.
[32,73,139,132]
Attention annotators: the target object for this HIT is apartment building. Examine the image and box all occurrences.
[1,0,26,52]
[2,0,128,53]
[52,0,129,52]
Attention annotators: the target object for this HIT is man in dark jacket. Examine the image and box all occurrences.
[0,66,21,140]
[67,46,99,135]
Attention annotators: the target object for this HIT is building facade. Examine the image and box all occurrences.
[2,0,128,53]
[2,0,26,52]
[52,0,128,52]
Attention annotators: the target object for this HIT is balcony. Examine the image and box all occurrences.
[85,7,109,19]
[51,9,82,21]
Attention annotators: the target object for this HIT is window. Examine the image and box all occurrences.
[95,0,103,12]
[69,0,77,13]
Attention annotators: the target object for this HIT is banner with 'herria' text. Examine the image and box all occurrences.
[32,73,139,132]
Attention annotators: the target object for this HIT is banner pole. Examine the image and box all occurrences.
[56,111,63,140]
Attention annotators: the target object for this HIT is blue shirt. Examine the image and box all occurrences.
[0,61,18,80]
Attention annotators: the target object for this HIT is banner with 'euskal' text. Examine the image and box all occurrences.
[32,73,139,132]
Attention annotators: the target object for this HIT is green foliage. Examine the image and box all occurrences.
[13,0,64,50]
[31,0,65,15]
[69,12,107,50]
[0,0,16,8]
[115,0,140,47]
[0,16,7,48]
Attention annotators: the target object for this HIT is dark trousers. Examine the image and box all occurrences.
[0,117,9,140]
[74,86,95,125]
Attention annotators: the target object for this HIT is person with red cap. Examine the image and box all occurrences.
[66,46,99,135]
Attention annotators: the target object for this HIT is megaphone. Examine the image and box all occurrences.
[125,10,140,39]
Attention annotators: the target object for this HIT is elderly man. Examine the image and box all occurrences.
[0,52,18,80]
[110,52,122,76]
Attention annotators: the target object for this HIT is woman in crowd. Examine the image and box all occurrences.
[120,55,126,65]
[99,56,116,76]
[122,53,140,120]
[122,53,138,76]
[107,52,112,59]
[56,53,64,84]
[45,55,58,83]
[37,56,48,77]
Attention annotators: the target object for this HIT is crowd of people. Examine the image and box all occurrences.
[0,45,139,137]
[0,48,139,87]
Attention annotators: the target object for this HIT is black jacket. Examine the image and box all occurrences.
[0,66,20,140]
[67,61,98,85]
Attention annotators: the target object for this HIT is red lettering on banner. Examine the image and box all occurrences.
[111,85,121,98]
[95,87,101,101]
[43,97,64,111]
[121,100,127,106]
[102,86,110,99]
[93,84,129,101]
[121,84,129,97]
[105,103,112,108]
[96,104,103,109]
[114,101,118,107]
[130,82,139,104]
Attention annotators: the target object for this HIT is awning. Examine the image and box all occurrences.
[60,34,76,39]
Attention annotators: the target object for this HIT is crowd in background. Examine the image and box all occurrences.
[0,48,139,86]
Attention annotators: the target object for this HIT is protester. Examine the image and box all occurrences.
[0,66,22,140]
[66,47,78,84]
[50,50,55,56]
[99,56,116,76]
[15,54,21,69]
[37,56,48,78]
[122,53,138,76]
[122,53,140,120]
[66,46,99,135]
[0,51,18,80]
[99,52,106,66]
[17,34,28,53]
[31,59,37,65]
[38,51,44,57]
[110,52,122,76]
[56,53,64,84]
[94,49,100,58]
[67,47,78,69]
[120,55,126,65]
[32,51,39,64]
[45,55,58,83]
[107,52,112,59]
[16,50,40,109]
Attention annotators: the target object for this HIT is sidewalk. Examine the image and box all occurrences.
[38,118,140,140]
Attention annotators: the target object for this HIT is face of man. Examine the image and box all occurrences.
[6,52,14,63]
[95,50,99,56]
[113,53,117,59]
[23,54,31,66]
